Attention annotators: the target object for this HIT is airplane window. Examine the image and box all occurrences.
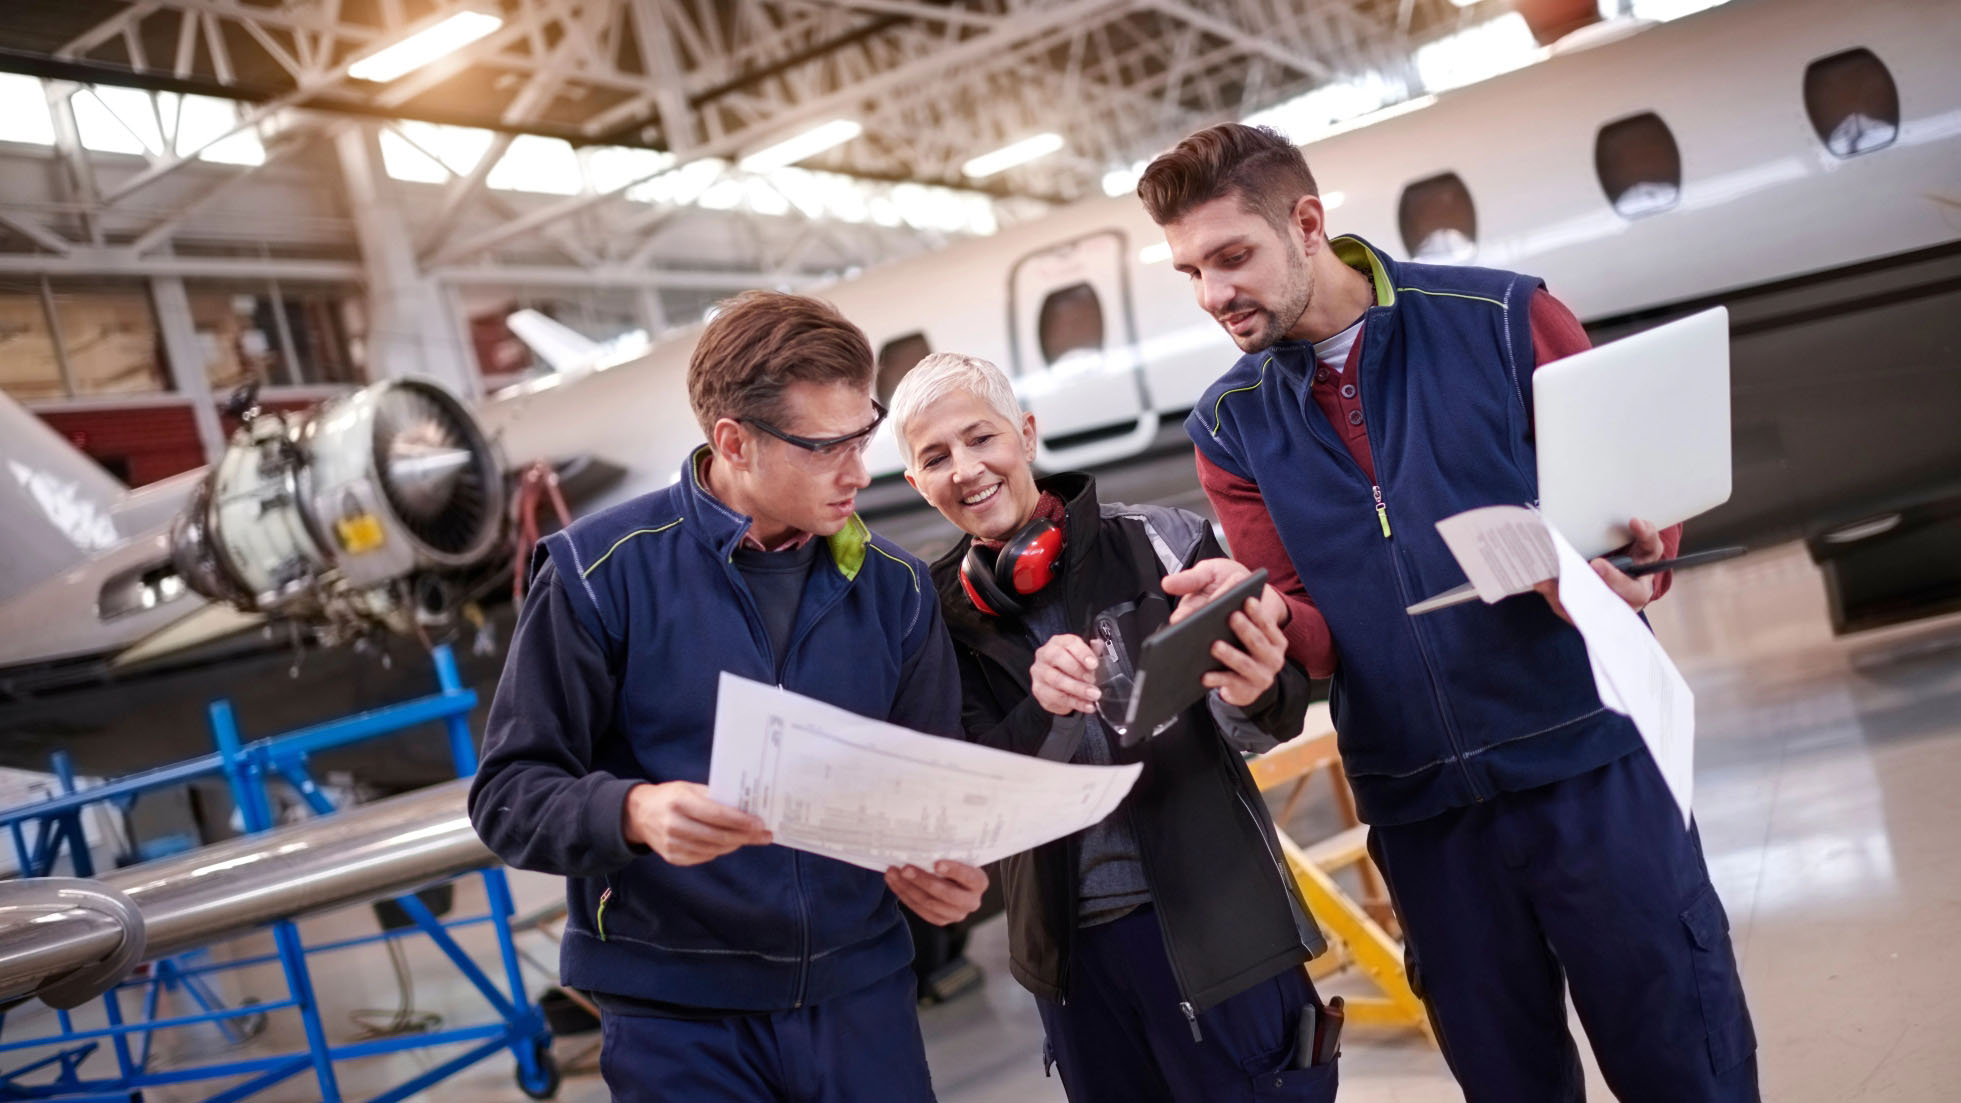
[1803,48,1899,158]
[1397,173,1477,264]
[1037,282,1105,367]
[1595,112,1682,219]
[876,332,931,404]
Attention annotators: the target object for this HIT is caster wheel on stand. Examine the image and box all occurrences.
[516,1041,561,1100]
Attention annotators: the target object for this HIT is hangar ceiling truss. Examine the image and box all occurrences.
[4,0,1472,274]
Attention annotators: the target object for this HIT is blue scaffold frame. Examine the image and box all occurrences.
[0,645,557,1102]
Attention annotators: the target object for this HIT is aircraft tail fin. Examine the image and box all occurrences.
[506,309,602,373]
[0,389,128,606]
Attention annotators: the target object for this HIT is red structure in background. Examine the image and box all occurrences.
[1515,0,1602,44]
[36,405,204,487]
[34,396,328,488]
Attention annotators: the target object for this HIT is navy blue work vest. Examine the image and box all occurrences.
[1187,236,1643,826]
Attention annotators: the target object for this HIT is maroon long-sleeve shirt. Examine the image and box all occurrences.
[1197,288,1683,677]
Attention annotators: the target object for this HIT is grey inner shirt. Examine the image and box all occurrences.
[731,540,820,665]
[1024,597,1153,927]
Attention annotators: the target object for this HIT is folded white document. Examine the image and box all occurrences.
[1433,504,1560,603]
[708,673,1142,872]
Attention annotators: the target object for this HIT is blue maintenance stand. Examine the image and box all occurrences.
[0,645,557,1102]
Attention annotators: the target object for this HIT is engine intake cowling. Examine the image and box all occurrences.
[170,380,504,641]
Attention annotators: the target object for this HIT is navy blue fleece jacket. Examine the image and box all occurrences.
[468,450,961,1011]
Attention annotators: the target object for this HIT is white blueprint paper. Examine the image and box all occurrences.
[1548,527,1696,825]
[707,673,1142,872]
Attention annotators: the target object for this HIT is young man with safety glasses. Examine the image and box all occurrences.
[470,291,986,1102]
[890,351,1339,1102]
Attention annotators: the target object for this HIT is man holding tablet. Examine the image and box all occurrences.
[890,351,1338,1102]
[1138,123,1758,1102]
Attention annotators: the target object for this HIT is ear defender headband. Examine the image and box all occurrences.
[959,518,1064,617]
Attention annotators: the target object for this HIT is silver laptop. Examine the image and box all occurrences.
[1407,306,1733,614]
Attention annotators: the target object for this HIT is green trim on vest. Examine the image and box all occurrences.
[1211,354,1274,434]
[582,518,684,579]
[867,541,919,592]
[1396,286,1506,309]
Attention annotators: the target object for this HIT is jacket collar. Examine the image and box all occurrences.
[1329,234,1398,308]
[678,444,872,579]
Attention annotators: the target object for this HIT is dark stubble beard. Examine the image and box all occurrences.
[1235,244,1316,353]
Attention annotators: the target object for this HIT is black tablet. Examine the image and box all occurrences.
[1120,567,1268,741]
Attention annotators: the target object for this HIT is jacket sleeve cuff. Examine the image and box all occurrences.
[1207,661,1311,754]
[1210,680,1281,720]
[587,774,650,867]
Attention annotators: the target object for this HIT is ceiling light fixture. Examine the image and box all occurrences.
[739,119,864,173]
[962,132,1065,179]
[349,11,503,83]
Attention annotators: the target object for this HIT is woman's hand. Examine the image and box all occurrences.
[1030,633,1100,715]
[1207,595,1289,708]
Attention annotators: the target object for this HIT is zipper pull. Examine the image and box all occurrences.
[1180,1001,1203,1043]
[1372,485,1392,538]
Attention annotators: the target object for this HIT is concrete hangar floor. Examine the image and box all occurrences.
[13,536,1955,1103]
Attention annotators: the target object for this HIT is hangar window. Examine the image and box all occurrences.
[0,280,63,401]
[1803,48,1899,158]
[44,279,167,397]
[1037,282,1105,367]
[1595,112,1682,219]
[1397,173,1477,264]
[190,280,368,390]
[876,332,932,404]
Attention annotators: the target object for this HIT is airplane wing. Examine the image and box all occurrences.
[112,602,266,669]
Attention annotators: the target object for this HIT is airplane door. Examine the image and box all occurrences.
[1007,231,1159,470]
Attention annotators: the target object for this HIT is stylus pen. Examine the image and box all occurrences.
[1601,545,1748,577]
[1406,544,1750,615]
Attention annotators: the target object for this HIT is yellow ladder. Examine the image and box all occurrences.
[1249,711,1433,1040]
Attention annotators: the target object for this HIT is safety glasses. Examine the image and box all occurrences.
[741,400,887,468]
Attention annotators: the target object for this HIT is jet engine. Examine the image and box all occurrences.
[170,380,504,642]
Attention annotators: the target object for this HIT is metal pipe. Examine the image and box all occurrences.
[0,881,139,1008]
[0,779,491,1006]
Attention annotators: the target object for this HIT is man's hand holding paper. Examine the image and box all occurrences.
[1535,516,1667,621]
[885,861,989,926]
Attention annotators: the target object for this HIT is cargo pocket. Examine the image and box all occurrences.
[1681,883,1755,1074]
[1249,1059,1337,1101]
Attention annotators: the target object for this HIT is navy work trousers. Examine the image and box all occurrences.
[1036,906,1337,1103]
[1369,750,1759,1102]
[596,965,935,1102]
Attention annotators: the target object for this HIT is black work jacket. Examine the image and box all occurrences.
[930,473,1327,1021]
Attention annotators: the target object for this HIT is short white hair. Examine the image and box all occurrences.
[888,352,1022,469]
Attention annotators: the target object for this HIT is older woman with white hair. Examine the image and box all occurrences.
[889,352,1340,1102]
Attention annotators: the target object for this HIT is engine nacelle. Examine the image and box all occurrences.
[170,380,504,641]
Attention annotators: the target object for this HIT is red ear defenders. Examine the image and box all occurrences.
[959,518,1063,617]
